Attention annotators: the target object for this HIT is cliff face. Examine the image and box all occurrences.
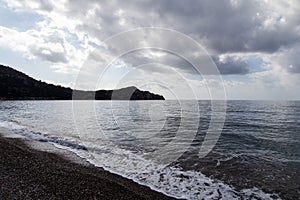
[0,64,165,100]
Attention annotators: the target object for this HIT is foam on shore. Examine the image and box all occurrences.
[0,120,281,200]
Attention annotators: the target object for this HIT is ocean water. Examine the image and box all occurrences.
[0,100,299,199]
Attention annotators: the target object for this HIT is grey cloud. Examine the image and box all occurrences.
[120,50,194,73]
[75,0,299,54]
[116,49,249,75]
[39,0,54,12]
[58,0,300,74]
[40,51,67,63]
[276,44,300,73]
[6,0,300,74]
[8,0,300,54]
[28,29,68,63]
[156,0,300,53]
[212,56,249,75]
[29,45,68,64]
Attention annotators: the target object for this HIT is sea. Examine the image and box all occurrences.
[0,100,299,200]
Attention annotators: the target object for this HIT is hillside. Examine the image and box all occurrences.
[0,64,164,100]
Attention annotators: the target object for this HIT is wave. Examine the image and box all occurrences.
[0,120,87,151]
[0,119,281,199]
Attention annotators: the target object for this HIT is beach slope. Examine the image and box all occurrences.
[0,135,174,199]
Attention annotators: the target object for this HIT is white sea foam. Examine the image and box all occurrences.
[0,120,26,130]
[60,139,280,200]
[0,119,281,200]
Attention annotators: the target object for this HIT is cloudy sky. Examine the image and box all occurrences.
[0,0,299,99]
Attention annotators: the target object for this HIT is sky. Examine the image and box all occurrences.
[0,0,299,100]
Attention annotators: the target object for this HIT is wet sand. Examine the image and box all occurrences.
[0,135,175,199]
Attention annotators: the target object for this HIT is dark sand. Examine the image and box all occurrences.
[0,135,175,199]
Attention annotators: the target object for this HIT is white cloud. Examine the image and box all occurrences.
[0,19,95,74]
[1,0,300,99]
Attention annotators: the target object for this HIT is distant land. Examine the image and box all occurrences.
[0,64,165,100]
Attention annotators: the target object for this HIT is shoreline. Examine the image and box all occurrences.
[0,133,175,199]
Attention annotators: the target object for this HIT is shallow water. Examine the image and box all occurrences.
[0,100,299,199]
